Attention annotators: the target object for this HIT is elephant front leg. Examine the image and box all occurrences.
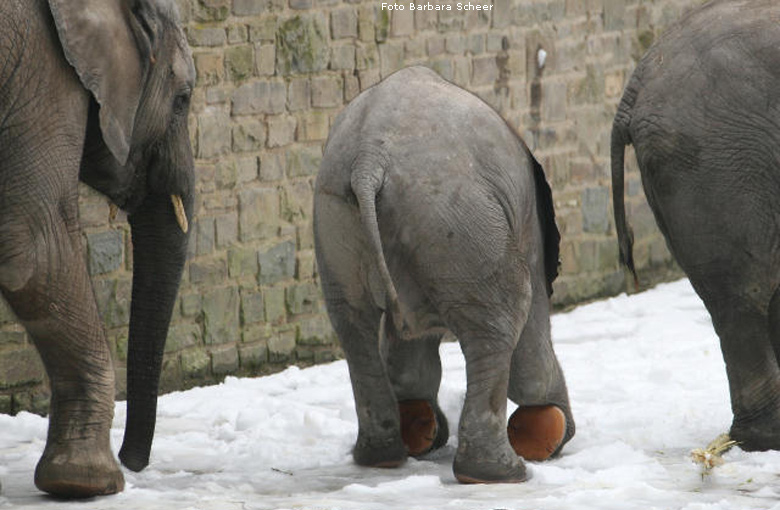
[453,344,526,483]
[329,301,407,468]
[0,212,123,497]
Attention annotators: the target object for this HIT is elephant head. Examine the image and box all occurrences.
[48,0,196,472]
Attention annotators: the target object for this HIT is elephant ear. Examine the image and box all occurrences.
[530,154,561,297]
[47,0,153,165]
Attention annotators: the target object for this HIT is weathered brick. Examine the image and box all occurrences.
[296,315,335,346]
[311,75,343,108]
[286,282,319,315]
[237,157,259,184]
[239,340,269,369]
[330,45,356,71]
[229,246,259,278]
[190,258,228,285]
[276,14,330,75]
[389,8,413,37]
[239,187,281,241]
[87,230,124,275]
[240,289,265,324]
[197,108,231,158]
[203,287,240,345]
[582,187,610,234]
[188,26,226,47]
[255,43,276,76]
[233,0,284,16]
[192,0,229,22]
[260,151,286,182]
[165,323,202,353]
[357,5,376,42]
[233,119,266,152]
[0,347,44,389]
[249,17,278,41]
[225,45,254,82]
[181,293,203,317]
[93,278,131,328]
[232,80,287,115]
[194,52,224,86]
[264,287,287,324]
[269,329,296,362]
[471,55,499,86]
[281,181,313,223]
[258,241,296,284]
[296,111,330,142]
[288,77,311,111]
[211,345,239,375]
[379,42,404,78]
[285,145,322,178]
[267,115,298,148]
[227,24,248,44]
[332,7,359,39]
[215,213,240,247]
[181,349,210,379]
[0,298,15,324]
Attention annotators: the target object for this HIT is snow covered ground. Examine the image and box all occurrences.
[3,279,780,510]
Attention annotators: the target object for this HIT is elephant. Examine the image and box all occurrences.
[612,0,780,451]
[0,0,195,498]
[314,66,574,483]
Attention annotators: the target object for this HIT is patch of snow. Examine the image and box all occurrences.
[3,280,780,509]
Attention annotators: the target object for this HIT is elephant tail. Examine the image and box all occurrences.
[350,156,411,340]
[611,80,639,290]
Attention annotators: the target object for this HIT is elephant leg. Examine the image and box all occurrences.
[507,283,573,461]
[383,331,449,456]
[0,199,124,497]
[326,299,407,468]
[452,333,524,483]
[708,295,780,451]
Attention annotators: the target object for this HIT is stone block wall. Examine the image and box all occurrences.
[0,0,699,414]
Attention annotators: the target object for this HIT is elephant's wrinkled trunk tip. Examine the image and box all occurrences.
[171,195,188,233]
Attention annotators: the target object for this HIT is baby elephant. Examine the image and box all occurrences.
[314,66,574,483]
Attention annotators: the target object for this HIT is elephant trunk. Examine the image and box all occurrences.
[118,191,192,472]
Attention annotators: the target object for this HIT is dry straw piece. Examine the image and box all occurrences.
[690,433,738,476]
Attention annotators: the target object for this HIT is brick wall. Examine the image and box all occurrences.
[0,0,698,414]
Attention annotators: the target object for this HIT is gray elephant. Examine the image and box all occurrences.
[612,0,780,451]
[314,66,574,483]
[0,0,195,498]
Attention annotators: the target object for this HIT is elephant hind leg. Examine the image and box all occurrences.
[707,294,780,451]
[325,299,407,468]
[384,332,449,456]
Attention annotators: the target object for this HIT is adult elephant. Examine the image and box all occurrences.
[0,0,195,498]
[314,66,574,483]
[612,0,780,451]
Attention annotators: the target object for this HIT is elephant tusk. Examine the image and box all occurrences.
[109,203,119,222]
[171,195,189,233]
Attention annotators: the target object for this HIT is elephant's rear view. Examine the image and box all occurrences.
[314,66,574,483]
[612,0,780,451]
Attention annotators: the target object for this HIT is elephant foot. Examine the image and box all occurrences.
[730,416,780,452]
[353,432,407,468]
[399,400,437,456]
[507,405,567,461]
[453,453,527,484]
[35,441,124,498]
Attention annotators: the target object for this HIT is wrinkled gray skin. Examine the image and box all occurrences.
[314,66,574,483]
[613,0,780,451]
[0,0,195,497]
